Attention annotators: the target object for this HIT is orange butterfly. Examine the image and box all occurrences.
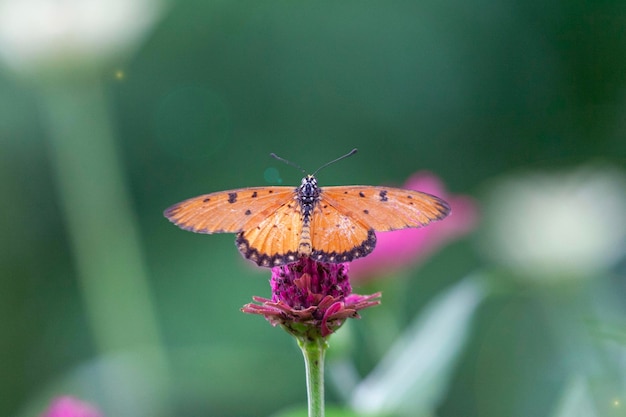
[164,149,451,267]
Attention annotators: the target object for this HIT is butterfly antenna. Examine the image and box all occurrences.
[312,148,358,176]
[270,152,307,175]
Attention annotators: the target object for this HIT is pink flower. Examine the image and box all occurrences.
[350,172,478,281]
[41,396,103,417]
[242,258,381,338]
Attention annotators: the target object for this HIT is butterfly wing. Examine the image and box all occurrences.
[164,186,296,234]
[320,186,450,231]
[309,202,376,263]
[236,202,303,267]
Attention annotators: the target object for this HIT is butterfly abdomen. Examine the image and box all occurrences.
[298,219,313,258]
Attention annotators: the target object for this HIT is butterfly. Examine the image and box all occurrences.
[164,149,451,267]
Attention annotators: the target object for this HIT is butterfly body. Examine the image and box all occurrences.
[295,175,320,258]
[165,173,451,267]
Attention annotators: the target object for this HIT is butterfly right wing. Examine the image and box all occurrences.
[164,186,296,234]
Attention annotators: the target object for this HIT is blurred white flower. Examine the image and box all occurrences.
[0,0,163,73]
[481,165,626,280]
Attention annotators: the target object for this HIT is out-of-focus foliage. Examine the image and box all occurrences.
[1,0,625,416]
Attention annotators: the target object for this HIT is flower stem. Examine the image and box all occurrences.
[38,77,171,413]
[298,337,328,417]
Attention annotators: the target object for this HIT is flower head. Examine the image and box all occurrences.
[242,258,381,338]
[0,0,163,75]
[41,396,103,417]
[350,172,478,281]
[481,165,626,280]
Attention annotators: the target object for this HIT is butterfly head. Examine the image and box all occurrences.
[301,174,317,188]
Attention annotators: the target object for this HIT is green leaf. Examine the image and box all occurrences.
[350,274,487,416]
[550,376,599,417]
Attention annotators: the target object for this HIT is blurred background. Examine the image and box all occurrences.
[1,0,625,416]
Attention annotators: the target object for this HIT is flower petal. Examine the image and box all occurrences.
[41,396,103,417]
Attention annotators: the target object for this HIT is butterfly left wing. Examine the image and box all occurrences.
[236,201,304,267]
[320,186,450,232]
[164,186,296,234]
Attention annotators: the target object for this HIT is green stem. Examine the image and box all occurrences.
[38,76,170,414]
[298,337,328,417]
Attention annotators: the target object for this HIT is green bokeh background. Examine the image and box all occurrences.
[1,1,625,416]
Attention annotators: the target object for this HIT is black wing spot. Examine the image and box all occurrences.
[344,191,349,194]
[268,190,274,194]
[363,209,369,214]
[245,209,252,215]
[228,193,238,203]
[203,198,211,203]
[407,195,413,199]
[359,191,365,197]
[251,191,258,198]
[379,190,388,202]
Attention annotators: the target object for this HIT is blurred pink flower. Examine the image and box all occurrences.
[350,172,478,281]
[41,396,103,417]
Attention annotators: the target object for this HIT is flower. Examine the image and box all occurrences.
[350,172,478,281]
[0,0,163,74]
[41,396,103,417]
[480,165,626,280]
[242,258,381,338]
